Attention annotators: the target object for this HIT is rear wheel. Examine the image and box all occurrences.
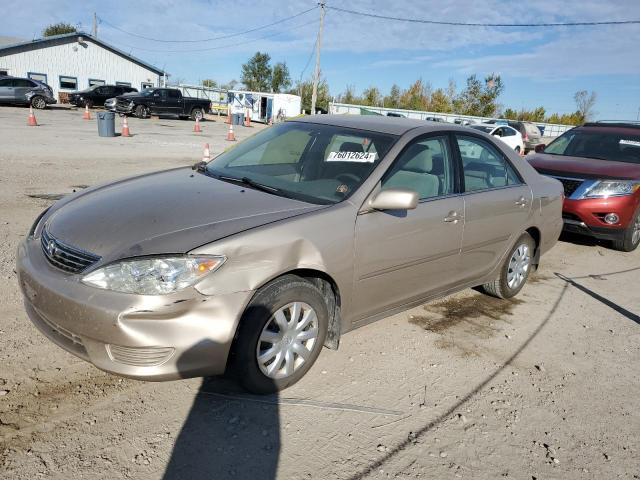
[482,232,535,299]
[612,209,640,252]
[135,104,149,119]
[232,275,328,394]
[31,95,46,109]
[190,107,204,121]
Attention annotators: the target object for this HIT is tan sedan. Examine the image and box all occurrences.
[17,115,563,393]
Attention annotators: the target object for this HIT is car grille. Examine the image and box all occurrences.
[551,176,584,197]
[116,98,132,111]
[41,228,100,273]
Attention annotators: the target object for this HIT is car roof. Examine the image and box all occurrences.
[291,114,433,135]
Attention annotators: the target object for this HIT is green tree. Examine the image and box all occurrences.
[271,62,291,93]
[399,79,430,111]
[429,88,451,113]
[201,79,217,88]
[294,78,331,113]
[362,86,381,106]
[503,108,518,120]
[42,23,76,37]
[241,52,272,91]
[384,84,401,108]
[456,73,504,116]
[340,84,359,104]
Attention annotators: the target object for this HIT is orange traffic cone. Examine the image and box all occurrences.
[268,117,273,126]
[121,116,131,137]
[27,106,38,126]
[244,108,252,127]
[202,143,211,162]
[82,104,91,120]
[225,106,231,125]
[226,123,236,142]
[193,117,202,133]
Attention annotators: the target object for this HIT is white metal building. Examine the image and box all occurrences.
[0,32,164,100]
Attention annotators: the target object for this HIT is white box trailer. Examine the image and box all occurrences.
[229,90,301,123]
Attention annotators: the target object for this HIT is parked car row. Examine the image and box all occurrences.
[0,75,57,109]
[68,84,138,108]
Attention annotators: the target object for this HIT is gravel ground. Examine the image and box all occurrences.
[0,106,639,480]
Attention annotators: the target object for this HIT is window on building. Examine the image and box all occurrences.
[88,78,105,87]
[141,82,154,90]
[0,69,8,76]
[28,72,47,84]
[116,81,131,87]
[59,76,78,90]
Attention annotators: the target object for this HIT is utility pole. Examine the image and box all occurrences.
[310,2,325,116]
[92,12,98,37]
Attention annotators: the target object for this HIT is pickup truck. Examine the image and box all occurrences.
[115,88,210,120]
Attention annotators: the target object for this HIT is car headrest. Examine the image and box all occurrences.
[402,144,433,173]
[339,142,364,153]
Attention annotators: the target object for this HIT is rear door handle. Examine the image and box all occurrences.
[444,211,464,223]
[515,197,528,207]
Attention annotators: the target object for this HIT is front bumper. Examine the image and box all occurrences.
[16,237,253,381]
[562,195,639,241]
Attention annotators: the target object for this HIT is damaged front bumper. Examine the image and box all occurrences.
[16,237,254,381]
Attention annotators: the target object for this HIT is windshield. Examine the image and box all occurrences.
[545,129,640,164]
[470,125,494,134]
[206,122,397,205]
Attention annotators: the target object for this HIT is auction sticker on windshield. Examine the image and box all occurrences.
[326,151,377,163]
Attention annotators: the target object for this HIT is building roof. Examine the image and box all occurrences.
[0,32,164,75]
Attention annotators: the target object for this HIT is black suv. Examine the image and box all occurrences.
[0,76,57,109]
[69,84,138,108]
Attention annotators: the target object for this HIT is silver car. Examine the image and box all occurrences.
[17,115,563,393]
[0,75,57,109]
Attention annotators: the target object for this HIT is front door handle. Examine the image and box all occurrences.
[515,196,528,207]
[444,211,464,223]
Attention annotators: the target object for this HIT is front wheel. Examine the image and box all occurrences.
[612,209,640,252]
[31,96,47,109]
[232,275,328,394]
[135,104,149,119]
[482,232,535,299]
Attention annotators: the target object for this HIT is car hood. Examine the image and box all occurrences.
[45,168,326,263]
[528,153,640,180]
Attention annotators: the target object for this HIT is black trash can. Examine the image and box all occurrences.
[97,111,116,137]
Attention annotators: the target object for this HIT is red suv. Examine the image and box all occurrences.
[528,122,640,251]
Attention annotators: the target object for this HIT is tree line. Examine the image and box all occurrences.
[234,52,598,125]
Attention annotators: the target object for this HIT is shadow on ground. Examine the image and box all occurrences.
[163,339,280,480]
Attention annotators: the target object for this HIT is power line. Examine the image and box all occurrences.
[326,5,640,27]
[98,6,317,43]
[105,19,319,54]
[299,36,317,82]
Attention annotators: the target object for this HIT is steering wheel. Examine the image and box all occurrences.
[335,173,361,185]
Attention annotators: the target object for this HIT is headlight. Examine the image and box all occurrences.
[82,255,225,295]
[580,180,640,199]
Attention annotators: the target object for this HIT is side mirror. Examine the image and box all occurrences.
[534,143,546,153]
[369,188,419,211]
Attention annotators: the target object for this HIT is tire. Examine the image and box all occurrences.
[515,146,521,154]
[135,104,149,119]
[31,96,46,109]
[83,99,94,109]
[612,208,640,252]
[482,232,535,299]
[232,275,328,394]
[190,107,204,121]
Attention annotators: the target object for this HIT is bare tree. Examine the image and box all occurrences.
[574,90,597,122]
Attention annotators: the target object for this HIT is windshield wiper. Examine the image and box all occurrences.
[214,174,283,195]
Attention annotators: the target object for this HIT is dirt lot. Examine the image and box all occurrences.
[0,106,638,480]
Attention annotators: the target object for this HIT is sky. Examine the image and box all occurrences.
[4,0,640,119]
